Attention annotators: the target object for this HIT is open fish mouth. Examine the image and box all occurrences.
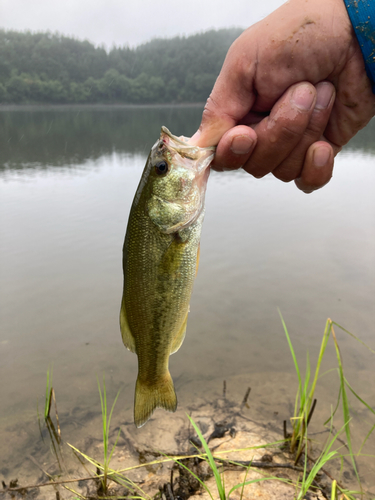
[159,126,215,173]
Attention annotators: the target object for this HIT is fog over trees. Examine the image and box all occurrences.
[0,28,242,104]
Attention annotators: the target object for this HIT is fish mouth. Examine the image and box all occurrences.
[160,126,215,173]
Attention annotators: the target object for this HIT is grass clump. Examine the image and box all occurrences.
[68,376,150,499]
[68,375,121,495]
[178,415,289,500]
[280,313,375,498]
[97,374,121,494]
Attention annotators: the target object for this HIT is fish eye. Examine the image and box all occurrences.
[155,161,169,176]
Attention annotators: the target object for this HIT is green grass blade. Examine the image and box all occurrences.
[98,375,108,460]
[106,466,151,500]
[297,417,347,499]
[303,351,311,398]
[331,328,360,485]
[279,310,305,450]
[107,389,121,442]
[344,378,375,416]
[44,365,53,419]
[187,415,225,500]
[357,423,375,456]
[108,428,122,464]
[170,456,214,500]
[278,310,302,391]
[238,463,250,500]
[67,443,103,469]
[343,377,375,454]
[331,480,337,500]
[332,321,375,354]
[323,383,341,426]
[306,318,332,407]
[228,475,291,496]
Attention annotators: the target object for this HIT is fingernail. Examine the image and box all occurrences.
[292,84,315,111]
[313,147,331,167]
[313,146,330,167]
[230,135,253,155]
[315,83,334,110]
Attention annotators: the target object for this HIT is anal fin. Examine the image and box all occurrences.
[170,311,188,354]
[120,298,136,353]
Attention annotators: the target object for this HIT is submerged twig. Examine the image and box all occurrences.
[170,469,174,496]
[0,475,99,493]
[241,387,251,408]
[283,420,288,440]
[306,398,317,428]
[215,457,305,472]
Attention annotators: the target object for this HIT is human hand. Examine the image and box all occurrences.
[191,0,375,192]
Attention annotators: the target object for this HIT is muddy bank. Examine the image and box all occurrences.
[1,382,364,500]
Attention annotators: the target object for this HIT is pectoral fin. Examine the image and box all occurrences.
[170,311,188,354]
[120,298,136,353]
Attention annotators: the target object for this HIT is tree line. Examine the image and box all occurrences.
[0,28,242,104]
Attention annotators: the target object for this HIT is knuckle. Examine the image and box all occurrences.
[278,124,305,144]
[305,110,330,136]
[243,160,268,178]
[273,169,297,182]
[273,160,303,182]
[202,97,218,121]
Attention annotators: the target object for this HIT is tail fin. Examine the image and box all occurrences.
[134,372,177,428]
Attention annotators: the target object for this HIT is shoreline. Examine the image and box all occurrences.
[0,102,206,111]
[0,392,337,500]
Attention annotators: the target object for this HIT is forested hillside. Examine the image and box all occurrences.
[0,28,242,104]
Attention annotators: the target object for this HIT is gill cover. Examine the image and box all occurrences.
[147,127,215,233]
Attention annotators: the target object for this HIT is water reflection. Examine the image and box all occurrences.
[0,105,374,173]
[0,105,203,171]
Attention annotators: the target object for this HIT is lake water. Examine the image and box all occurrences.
[0,105,374,492]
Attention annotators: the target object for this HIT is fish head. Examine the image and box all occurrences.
[145,126,215,234]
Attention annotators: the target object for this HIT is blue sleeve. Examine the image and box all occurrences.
[345,0,375,93]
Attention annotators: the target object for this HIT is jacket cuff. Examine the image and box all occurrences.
[345,0,375,93]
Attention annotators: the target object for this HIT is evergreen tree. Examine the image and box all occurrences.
[0,28,243,104]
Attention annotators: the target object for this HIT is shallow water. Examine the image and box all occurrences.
[0,106,374,491]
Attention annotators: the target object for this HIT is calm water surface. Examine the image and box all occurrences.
[0,106,374,488]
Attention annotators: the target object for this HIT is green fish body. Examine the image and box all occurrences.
[120,127,214,427]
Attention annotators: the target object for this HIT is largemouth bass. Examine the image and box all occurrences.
[120,126,215,428]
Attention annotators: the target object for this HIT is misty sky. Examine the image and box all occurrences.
[1,0,285,48]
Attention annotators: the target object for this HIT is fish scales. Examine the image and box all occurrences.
[120,127,214,427]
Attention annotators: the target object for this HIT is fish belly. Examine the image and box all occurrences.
[121,207,203,427]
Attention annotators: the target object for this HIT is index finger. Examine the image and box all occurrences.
[190,35,257,147]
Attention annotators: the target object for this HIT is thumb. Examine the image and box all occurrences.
[190,37,257,147]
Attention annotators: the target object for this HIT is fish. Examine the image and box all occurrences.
[120,126,215,428]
